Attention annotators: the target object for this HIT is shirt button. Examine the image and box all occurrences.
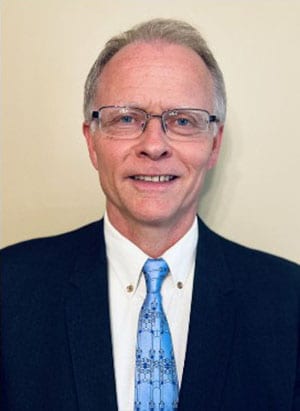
[126,284,134,293]
[177,281,183,289]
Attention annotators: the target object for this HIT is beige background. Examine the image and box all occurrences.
[1,0,299,263]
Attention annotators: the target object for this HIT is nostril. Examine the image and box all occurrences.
[139,148,170,160]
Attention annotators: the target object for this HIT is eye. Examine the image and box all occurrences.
[164,109,210,136]
[99,106,146,138]
[107,110,140,127]
[119,115,135,124]
[175,117,192,127]
[168,112,197,129]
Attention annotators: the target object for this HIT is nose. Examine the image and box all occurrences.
[135,117,172,160]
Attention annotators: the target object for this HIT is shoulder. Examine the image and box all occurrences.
[198,217,300,295]
[1,219,103,253]
[0,220,104,282]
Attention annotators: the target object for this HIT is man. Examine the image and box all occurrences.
[1,18,299,411]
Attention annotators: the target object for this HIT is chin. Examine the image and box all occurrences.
[131,209,181,227]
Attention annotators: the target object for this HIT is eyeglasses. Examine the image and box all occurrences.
[91,106,219,140]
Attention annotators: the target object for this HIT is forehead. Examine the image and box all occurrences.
[96,41,214,109]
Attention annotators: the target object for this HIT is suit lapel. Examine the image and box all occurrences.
[64,221,118,410]
[179,219,236,410]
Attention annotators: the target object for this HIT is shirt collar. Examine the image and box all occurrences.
[104,213,198,294]
[161,218,198,285]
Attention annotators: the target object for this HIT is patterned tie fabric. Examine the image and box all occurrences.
[135,258,179,411]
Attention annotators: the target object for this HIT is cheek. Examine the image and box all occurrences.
[182,142,214,174]
[95,141,126,184]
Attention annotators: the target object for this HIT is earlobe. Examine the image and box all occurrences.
[82,122,100,170]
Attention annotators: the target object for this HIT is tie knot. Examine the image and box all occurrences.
[142,258,169,294]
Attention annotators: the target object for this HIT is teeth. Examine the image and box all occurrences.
[133,175,175,182]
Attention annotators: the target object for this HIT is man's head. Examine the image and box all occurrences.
[83,19,225,248]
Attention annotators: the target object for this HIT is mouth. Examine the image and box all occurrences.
[130,175,177,183]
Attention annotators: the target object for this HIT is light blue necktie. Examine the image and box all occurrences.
[134,258,179,411]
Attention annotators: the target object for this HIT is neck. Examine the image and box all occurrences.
[106,210,196,258]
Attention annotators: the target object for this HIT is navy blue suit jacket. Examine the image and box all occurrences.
[1,218,299,410]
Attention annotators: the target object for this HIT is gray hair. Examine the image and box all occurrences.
[83,18,226,123]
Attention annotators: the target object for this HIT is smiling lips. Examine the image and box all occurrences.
[131,175,177,183]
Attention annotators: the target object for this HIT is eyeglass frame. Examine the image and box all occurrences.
[90,105,220,139]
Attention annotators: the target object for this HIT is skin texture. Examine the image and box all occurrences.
[83,41,223,257]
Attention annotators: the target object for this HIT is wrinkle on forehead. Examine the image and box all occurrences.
[96,40,215,112]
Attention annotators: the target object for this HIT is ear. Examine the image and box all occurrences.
[207,124,224,170]
[82,122,99,170]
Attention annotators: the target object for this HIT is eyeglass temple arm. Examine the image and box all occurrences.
[209,115,219,123]
[91,111,100,119]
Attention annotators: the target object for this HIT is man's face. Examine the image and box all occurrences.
[83,41,223,234]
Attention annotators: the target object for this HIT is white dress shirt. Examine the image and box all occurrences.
[104,214,198,411]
